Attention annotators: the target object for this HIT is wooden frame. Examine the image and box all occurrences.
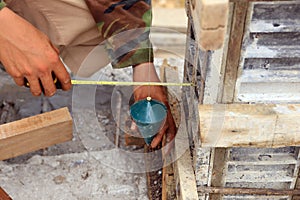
[184,0,300,199]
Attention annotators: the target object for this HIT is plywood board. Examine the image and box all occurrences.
[0,107,73,160]
[199,104,300,147]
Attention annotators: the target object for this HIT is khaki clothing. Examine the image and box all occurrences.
[2,0,153,76]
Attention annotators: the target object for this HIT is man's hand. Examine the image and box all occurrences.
[0,8,71,96]
[133,62,177,149]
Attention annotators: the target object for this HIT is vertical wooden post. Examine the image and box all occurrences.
[221,2,249,103]
[0,187,12,200]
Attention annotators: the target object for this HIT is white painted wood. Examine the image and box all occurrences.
[199,104,300,148]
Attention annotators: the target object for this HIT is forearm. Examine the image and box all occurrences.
[84,0,153,68]
[0,6,71,96]
[132,63,160,83]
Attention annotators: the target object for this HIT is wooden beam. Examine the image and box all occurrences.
[199,104,300,148]
[221,1,248,103]
[152,7,187,32]
[210,148,229,200]
[189,0,229,50]
[229,0,293,2]
[198,186,300,195]
[0,107,73,160]
[162,63,199,200]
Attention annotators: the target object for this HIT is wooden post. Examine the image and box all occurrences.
[162,63,199,200]
[0,107,73,160]
[198,186,300,195]
[189,0,229,50]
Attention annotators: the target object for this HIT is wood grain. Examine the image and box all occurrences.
[199,104,300,147]
[190,0,229,50]
[0,107,73,160]
[221,1,249,103]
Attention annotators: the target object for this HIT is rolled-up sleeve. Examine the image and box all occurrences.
[84,0,153,68]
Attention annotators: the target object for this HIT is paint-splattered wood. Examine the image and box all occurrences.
[221,1,249,103]
[199,104,300,148]
[162,63,199,200]
[0,107,73,160]
[198,186,300,195]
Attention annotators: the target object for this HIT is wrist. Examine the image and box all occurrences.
[132,62,161,82]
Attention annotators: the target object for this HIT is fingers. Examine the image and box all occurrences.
[25,76,42,96]
[13,77,24,87]
[48,42,71,91]
[39,73,57,96]
[52,61,71,91]
[151,119,168,148]
[151,108,177,150]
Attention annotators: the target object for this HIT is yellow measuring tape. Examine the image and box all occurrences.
[71,80,194,87]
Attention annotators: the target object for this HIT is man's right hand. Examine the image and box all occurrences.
[0,7,71,96]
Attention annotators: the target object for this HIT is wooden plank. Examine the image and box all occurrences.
[189,0,229,50]
[239,70,300,83]
[210,148,229,200]
[160,61,177,200]
[144,145,164,200]
[250,20,300,33]
[152,7,187,32]
[198,186,300,195]
[0,107,73,160]
[152,0,184,8]
[203,3,234,104]
[199,104,300,148]
[244,46,300,59]
[224,196,289,200]
[226,182,292,190]
[221,1,249,103]
[230,0,295,2]
[243,58,300,71]
[236,89,300,103]
[226,171,294,183]
[250,2,300,22]
[0,187,12,200]
[162,63,198,200]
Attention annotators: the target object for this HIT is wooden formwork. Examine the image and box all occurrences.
[183,0,300,199]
